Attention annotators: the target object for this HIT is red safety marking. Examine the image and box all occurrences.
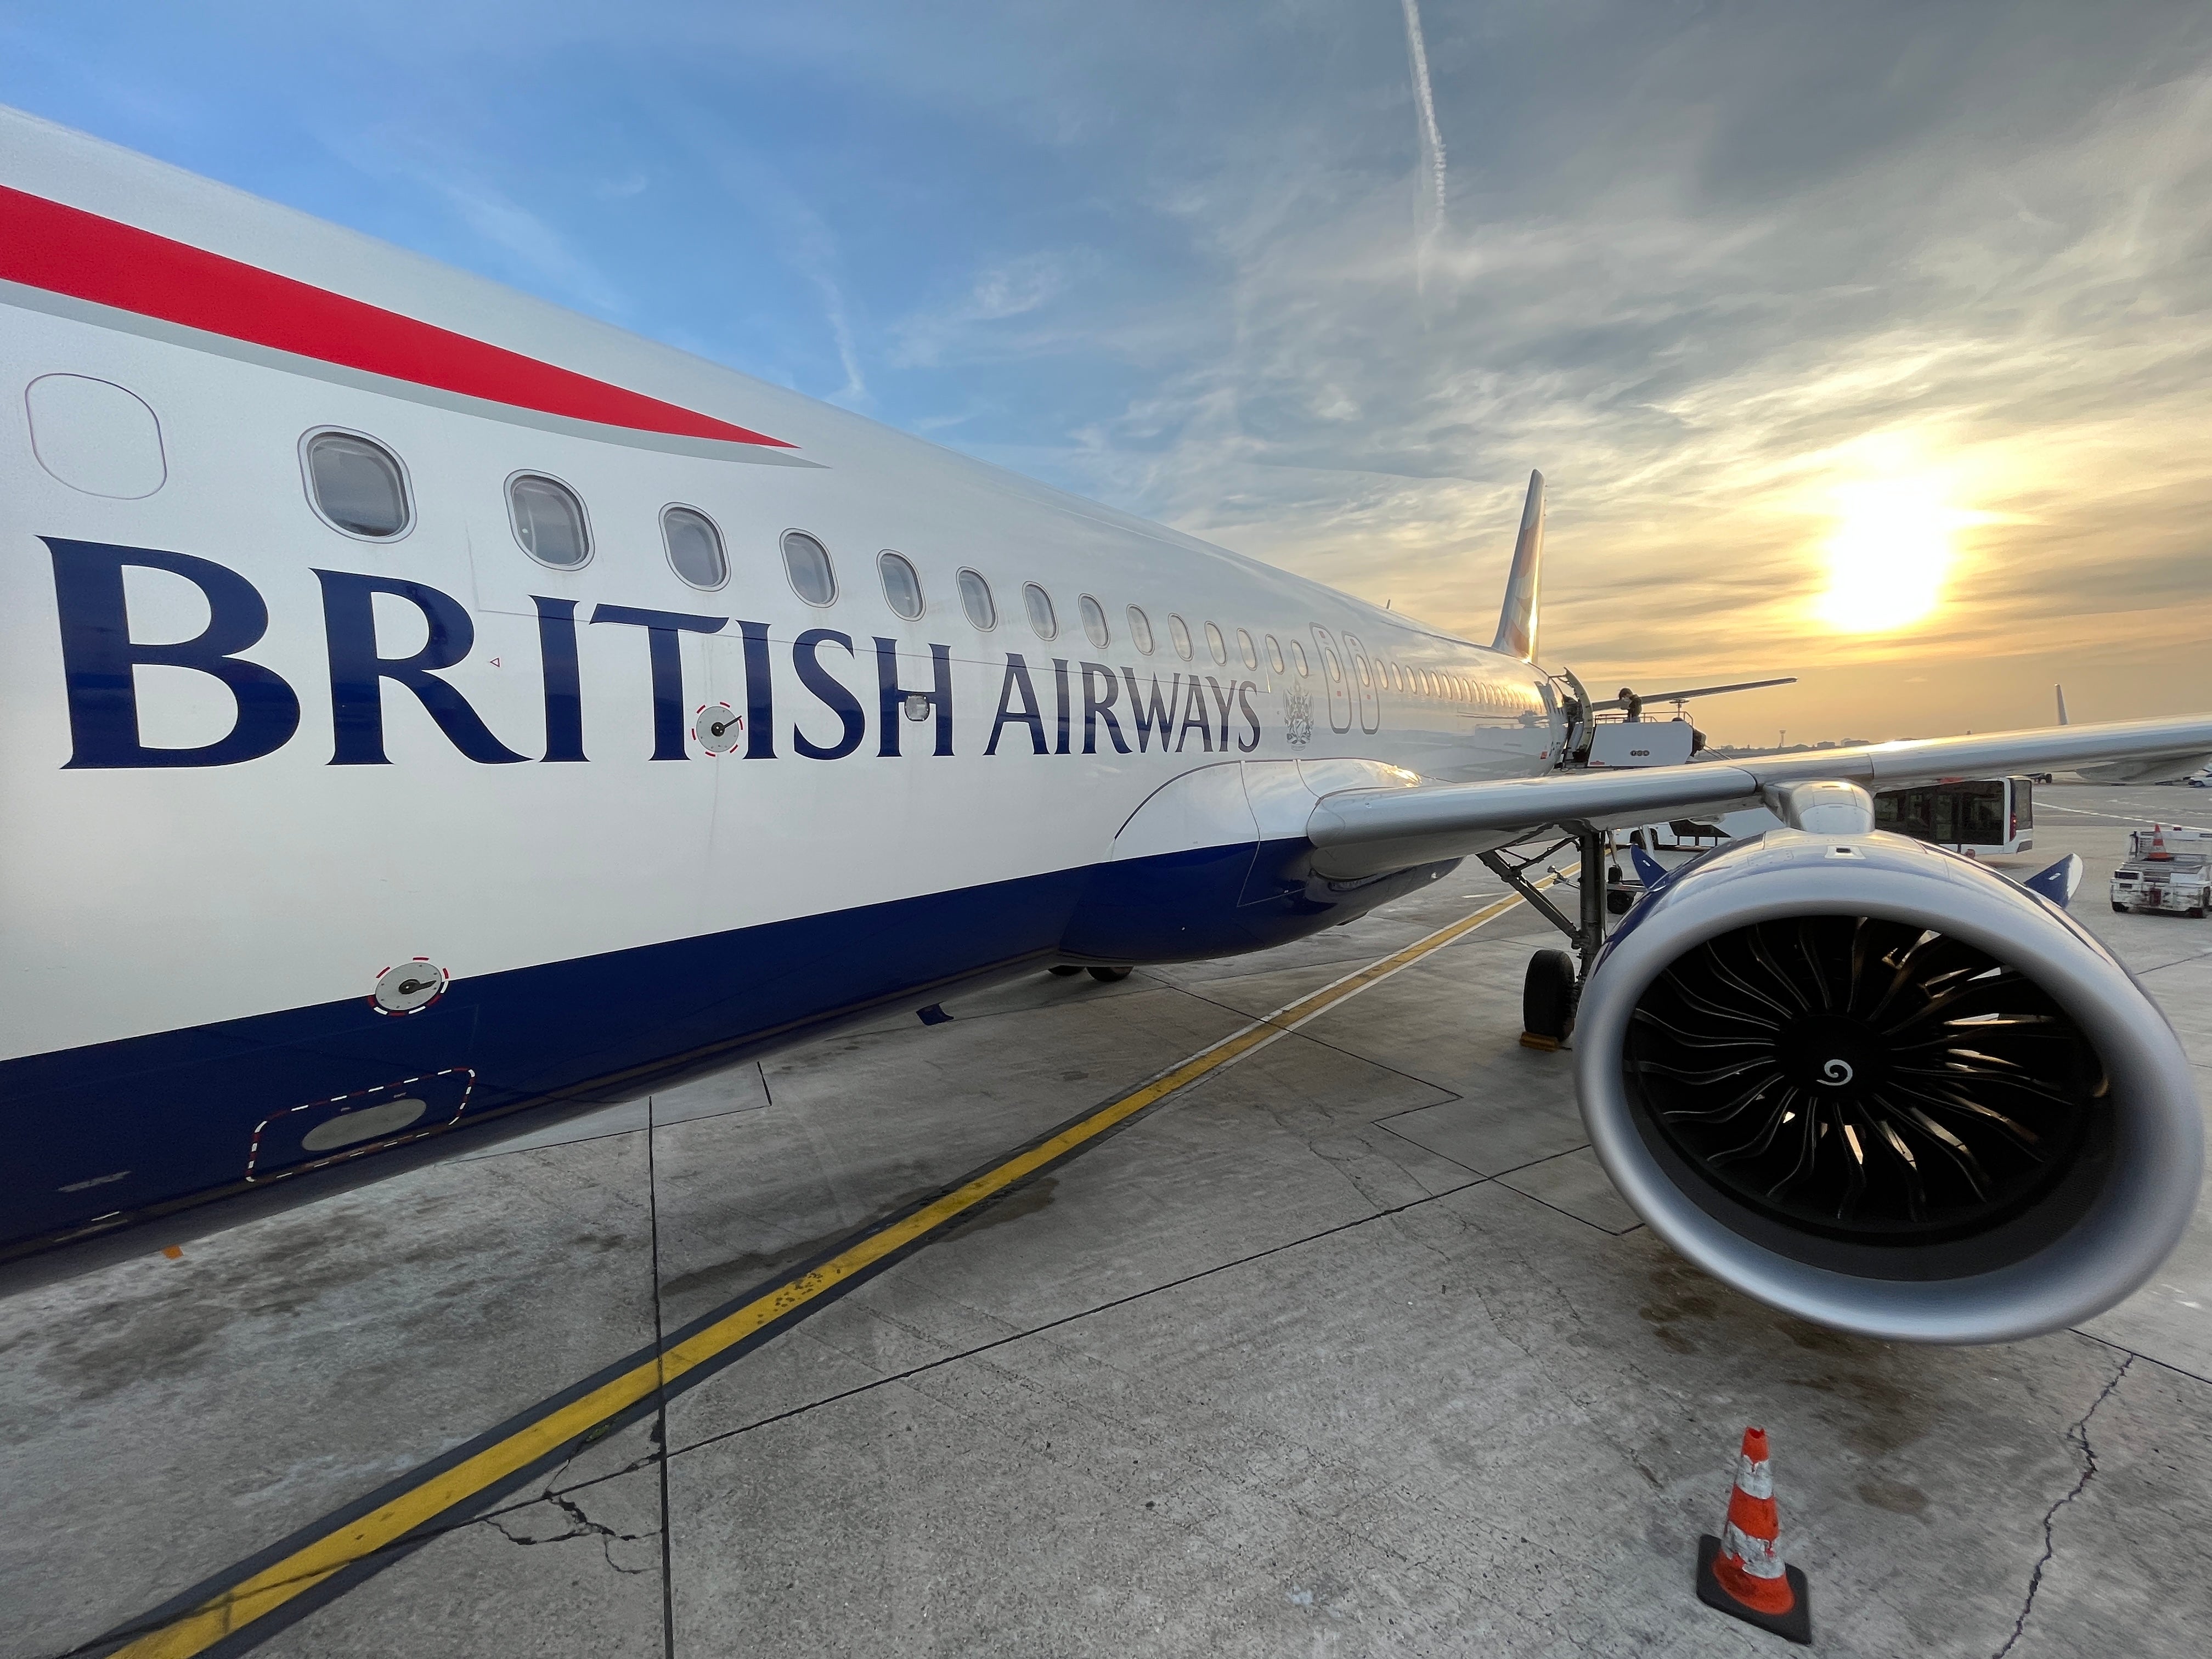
[0,184,791,448]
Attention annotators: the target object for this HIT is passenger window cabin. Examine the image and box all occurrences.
[1204,622,1228,664]
[304,430,411,539]
[958,568,996,630]
[1127,605,1155,654]
[1169,614,1194,661]
[1079,594,1110,650]
[781,529,837,605]
[1024,583,1058,640]
[662,505,727,589]
[878,550,924,619]
[509,473,591,568]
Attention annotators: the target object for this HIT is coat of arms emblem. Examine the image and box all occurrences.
[1283,687,1313,747]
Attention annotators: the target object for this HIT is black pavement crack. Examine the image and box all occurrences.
[479,1489,658,1576]
[1989,1353,2133,1659]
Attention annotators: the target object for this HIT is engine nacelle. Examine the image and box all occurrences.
[1575,830,2203,1344]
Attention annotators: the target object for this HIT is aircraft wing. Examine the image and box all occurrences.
[1306,714,2212,878]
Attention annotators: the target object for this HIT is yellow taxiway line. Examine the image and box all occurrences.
[108,887,1539,1657]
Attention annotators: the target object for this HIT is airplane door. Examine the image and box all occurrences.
[1311,627,1353,733]
[1342,633,1382,733]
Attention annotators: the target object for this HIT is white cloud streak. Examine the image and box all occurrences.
[1400,0,1448,295]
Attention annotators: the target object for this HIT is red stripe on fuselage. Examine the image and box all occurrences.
[0,184,792,448]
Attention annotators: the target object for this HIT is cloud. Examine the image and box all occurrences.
[890,252,1073,368]
[414,170,630,317]
[975,3,2212,733]
[1400,0,1448,294]
[12,0,2207,735]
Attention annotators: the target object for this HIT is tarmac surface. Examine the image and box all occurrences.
[4,783,2210,1657]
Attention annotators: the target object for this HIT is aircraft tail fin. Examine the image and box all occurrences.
[1492,469,1544,662]
[2056,683,2070,725]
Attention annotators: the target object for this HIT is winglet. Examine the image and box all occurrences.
[2023,853,2083,908]
[1492,469,1544,662]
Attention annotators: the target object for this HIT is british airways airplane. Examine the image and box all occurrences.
[3,105,2207,1344]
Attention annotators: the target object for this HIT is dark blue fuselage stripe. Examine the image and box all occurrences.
[1,838,1452,1256]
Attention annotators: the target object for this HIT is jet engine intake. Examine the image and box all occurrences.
[1574,830,2203,1343]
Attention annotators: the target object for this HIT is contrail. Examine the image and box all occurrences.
[1401,0,1448,292]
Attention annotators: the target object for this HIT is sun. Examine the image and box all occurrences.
[1812,476,1966,633]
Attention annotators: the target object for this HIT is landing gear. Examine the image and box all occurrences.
[1481,822,1615,1051]
[1522,950,1577,1046]
[1088,966,1132,982]
[1048,964,1083,977]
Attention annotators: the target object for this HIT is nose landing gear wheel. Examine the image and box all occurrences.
[1522,948,1578,1047]
[1048,964,1083,977]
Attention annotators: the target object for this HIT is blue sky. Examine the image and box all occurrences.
[5,1,2209,740]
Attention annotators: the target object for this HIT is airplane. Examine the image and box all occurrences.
[3,104,2207,1346]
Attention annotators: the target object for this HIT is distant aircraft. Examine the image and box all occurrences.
[2,105,2205,1343]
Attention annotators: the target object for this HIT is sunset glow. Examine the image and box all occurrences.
[1812,477,1963,634]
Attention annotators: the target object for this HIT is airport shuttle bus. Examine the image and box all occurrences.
[1872,776,2034,855]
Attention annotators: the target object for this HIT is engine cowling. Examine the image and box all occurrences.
[1575,829,2203,1344]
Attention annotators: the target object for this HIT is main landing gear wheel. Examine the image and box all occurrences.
[1522,949,1578,1047]
[1088,966,1133,982]
[1048,964,1083,977]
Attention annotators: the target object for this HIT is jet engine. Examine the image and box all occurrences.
[1575,830,2203,1343]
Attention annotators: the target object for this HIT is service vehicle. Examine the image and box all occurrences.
[2111,827,2212,917]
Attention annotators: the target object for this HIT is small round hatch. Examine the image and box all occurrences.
[694,703,745,755]
[373,960,447,1015]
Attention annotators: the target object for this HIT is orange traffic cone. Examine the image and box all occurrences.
[1695,1426,1812,1644]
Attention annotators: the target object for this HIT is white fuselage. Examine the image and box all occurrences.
[0,105,1556,1258]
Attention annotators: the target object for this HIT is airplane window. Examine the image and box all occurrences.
[1237,628,1259,670]
[662,505,727,589]
[781,529,838,606]
[1292,640,1310,675]
[878,551,924,619]
[1355,656,1372,689]
[509,473,591,568]
[1266,635,1285,675]
[1204,622,1228,664]
[305,430,411,539]
[1024,582,1058,640]
[1127,605,1155,654]
[1079,594,1110,650]
[1169,614,1194,660]
[1323,646,1343,684]
[958,568,996,630]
